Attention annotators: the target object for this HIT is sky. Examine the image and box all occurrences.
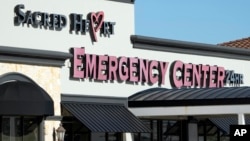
[135,1,250,44]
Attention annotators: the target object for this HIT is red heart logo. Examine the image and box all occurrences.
[90,11,104,42]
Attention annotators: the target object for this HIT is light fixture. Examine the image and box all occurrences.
[56,123,66,141]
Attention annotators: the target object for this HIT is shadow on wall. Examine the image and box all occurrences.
[53,127,56,141]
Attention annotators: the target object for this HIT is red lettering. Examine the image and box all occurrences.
[171,60,183,88]
[85,54,97,79]
[209,66,217,88]
[217,67,225,87]
[72,48,84,78]
[201,65,209,87]
[192,64,201,87]
[129,57,139,82]
[97,55,108,80]
[170,61,225,88]
[149,60,158,84]
[71,48,170,85]
[159,61,168,85]
[118,57,128,81]
[108,56,118,80]
[139,59,149,83]
[183,63,192,87]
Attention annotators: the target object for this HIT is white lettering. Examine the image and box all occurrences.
[234,129,247,136]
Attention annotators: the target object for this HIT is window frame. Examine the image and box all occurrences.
[0,116,43,141]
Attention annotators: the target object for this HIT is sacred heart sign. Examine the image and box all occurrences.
[90,11,104,42]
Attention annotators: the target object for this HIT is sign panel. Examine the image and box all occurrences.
[14,4,115,42]
[230,125,250,141]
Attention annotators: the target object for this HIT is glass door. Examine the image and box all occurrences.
[1,116,40,141]
[2,117,22,141]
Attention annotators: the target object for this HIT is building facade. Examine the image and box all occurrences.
[128,35,250,141]
[1,0,250,141]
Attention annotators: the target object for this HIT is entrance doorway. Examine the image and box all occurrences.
[0,116,42,141]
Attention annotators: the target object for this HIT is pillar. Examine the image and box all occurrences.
[123,133,133,141]
[238,113,245,125]
[187,117,198,141]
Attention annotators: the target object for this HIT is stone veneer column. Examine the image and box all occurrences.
[0,63,62,141]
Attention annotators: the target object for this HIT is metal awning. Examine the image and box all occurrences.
[129,87,250,107]
[209,116,250,135]
[128,87,250,119]
[62,102,151,133]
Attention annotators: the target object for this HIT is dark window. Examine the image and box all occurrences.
[133,120,183,141]
[140,120,151,141]
[92,133,122,141]
[134,119,230,141]
[107,133,122,141]
[63,118,122,141]
[92,133,105,141]
[63,118,89,141]
[0,116,41,141]
[162,120,180,141]
[198,120,229,141]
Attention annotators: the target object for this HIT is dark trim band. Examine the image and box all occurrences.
[45,116,63,121]
[128,87,250,107]
[107,0,135,4]
[131,35,250,61]
[0,46,72,67]
[129,98,250,107]
[61,94,128,107]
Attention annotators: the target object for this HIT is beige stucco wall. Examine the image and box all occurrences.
[0,62,61,141]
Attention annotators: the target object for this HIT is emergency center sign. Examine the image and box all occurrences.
[71,47,244,88]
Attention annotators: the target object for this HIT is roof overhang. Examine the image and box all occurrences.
[0,46,72,67]
[128,87,250,118]
[129,104,250,118]
[131,35,250,61]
